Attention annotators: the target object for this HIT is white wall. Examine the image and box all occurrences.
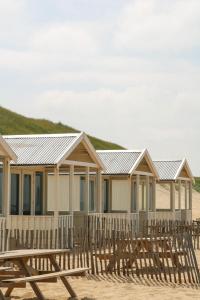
[47,174,80,211]
[111,180,130,211]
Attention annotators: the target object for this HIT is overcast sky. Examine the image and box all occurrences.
[0,0,200,174]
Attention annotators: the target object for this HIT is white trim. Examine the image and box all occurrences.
[177,177,192,181]
[174,159,185,180]
[0,136,17,162]
[129,149,159,178]
[3,133,80,138]
[129,149,146,175]
[56,132,84,166]
[81,133,106,171]
[57,132,105,170]
[62,160,98,168]
[133,171,153,176]
[174,158,194,180]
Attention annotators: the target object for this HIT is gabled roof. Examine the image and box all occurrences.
[0,135,17,162]
[3,132,105,169]
[153,159,194,181]
[97,149,159,177]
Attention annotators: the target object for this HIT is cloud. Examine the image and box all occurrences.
[114,0,200,54]
[1,0,200,174]
[30,22,98,56]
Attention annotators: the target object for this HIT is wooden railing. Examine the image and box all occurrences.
[0,215,73,251]
[88,212,139,232]
[155,210,182,221]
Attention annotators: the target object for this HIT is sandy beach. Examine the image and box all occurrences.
[6,270,200,300]
[3,186,200,300]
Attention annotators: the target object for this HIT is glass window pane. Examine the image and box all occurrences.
[89,180,95,211]
[103,179,109,212]
[23,174,31,215]
[35,172,43,215]
[131,181,137,211]
[11,174,19,215]
[0,165,3,214]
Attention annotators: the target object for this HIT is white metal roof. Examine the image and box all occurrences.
[0,135,17,162]
[153,159,193,181]
[3,133,81,166]
[97,150,143,174]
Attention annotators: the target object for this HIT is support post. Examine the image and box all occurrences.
[69,165,74,214]
[85,167,90,213]
[152,178,156,212]
[53,167,59,248]
[146,175,149,212]
[3,158,11,218]
[128,176,131,213]
[142,182,145,210]
[135,174,140,213]
[178,180,181,210]
[97,169,102,212]
[170,182,175,212]
[185,181,188,210]
[189,181,192,210]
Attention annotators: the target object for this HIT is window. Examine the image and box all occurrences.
[80,177,85,211]
[0,165,3,214]
[35,172,43,215]
[11,174,19,215]
[23,174,31,215]
[103,179,109,212]
[89,180,95,211]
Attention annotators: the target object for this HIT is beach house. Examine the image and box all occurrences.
[153,159,194,221]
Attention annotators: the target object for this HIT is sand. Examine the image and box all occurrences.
[3,186,200,299]
[6,271,200,300]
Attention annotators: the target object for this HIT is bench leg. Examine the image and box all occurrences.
[48,255,77,298]
[18,259,45,300]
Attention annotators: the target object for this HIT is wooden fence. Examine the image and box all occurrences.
[0,215,74,251]
[28,228,200,284]
[0,216,200,284]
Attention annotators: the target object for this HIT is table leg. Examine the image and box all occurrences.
[0,289,5,300]
[48,255,77,298]
[18,258,45,300]
[5,286,14,297]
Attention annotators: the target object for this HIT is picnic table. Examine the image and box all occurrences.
[95,236,185,273]
[0,249,88,300]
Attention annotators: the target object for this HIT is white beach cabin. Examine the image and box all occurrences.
[153,159,194,222]
[0,133,105,237]
[96,149,159,227]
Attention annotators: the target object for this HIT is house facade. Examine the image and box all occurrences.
[0,133,105,239]
[0,133,194,239]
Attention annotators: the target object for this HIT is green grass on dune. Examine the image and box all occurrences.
[0,106,124,150]
[193,177,200,193]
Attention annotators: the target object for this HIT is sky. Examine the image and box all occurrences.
[0,0,200,174]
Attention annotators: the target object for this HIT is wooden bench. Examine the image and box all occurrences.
[0,267,12,272]
[3,267,89,284]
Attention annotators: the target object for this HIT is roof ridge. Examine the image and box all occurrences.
[3,133,80,139]
[96,149,142,153]
[153,159,183,162]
